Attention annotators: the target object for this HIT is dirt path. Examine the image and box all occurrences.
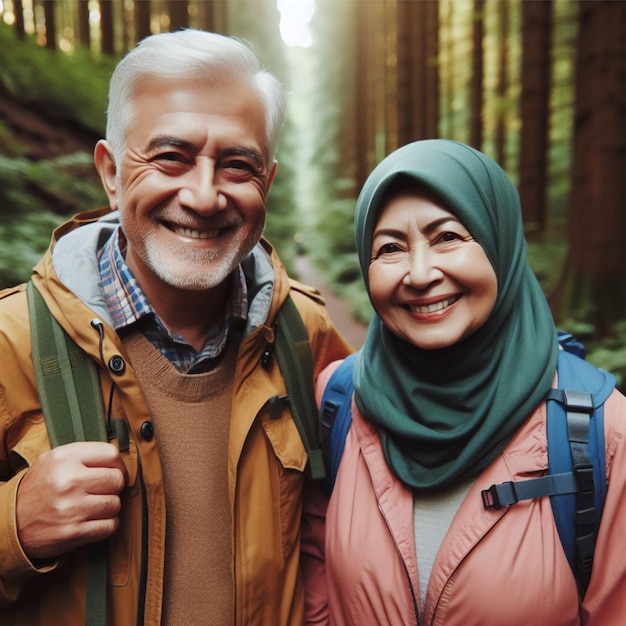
[293,254,368,349]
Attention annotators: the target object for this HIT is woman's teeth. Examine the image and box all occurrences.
[409,296,460,314]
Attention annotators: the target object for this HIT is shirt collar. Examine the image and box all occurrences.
[98,228,248,370]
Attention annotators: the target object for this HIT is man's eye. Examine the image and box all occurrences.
[154,152,185,162]
[223,159,256,173]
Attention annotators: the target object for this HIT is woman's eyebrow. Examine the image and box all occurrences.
[422,216,462,235]
[372,226,405,240]
[373,216,461,239]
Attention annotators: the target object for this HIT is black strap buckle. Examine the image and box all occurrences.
[481,482,516,510]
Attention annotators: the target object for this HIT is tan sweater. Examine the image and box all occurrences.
[123,331,238,625]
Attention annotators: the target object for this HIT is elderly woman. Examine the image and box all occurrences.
[303,140,626,626]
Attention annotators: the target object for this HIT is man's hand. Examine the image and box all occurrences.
[16,442,128,561]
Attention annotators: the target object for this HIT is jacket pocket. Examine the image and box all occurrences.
[262,410,308,473]
[259,412,307,560]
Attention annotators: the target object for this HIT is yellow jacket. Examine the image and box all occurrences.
[0,208,352,625]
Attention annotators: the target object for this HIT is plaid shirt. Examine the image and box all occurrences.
[98,229,247,373]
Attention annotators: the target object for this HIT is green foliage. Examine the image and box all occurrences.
[559,319,626,393]
[0,21,111,290]
[263,120,299,274]
[0,150,97,289]
[0,18,298,286]
[0,24,114,134]
[526,234,568,293]
[0,210,66,288]
[0,153,106,215]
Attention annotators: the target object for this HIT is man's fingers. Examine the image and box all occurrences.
[83,493,123,521]
[83,467,127,495]
[63,441,128,478]
[15,441,128,561]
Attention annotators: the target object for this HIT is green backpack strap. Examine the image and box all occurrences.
[27,281,107,445]
[274,294,326,481]
[27,281,108,626]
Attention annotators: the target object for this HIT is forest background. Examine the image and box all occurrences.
[0,0,624,389]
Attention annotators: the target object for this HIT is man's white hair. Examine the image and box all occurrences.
[105,29,286,164]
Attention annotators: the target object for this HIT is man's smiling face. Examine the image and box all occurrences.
[97,77,277,293]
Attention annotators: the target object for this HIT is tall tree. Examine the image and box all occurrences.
[519,0,552,233]
[76,0,90,49]
[135,0,152,44]
[168,0,188,31]
[42,0,56,50]
[439,0,455,138]
[396,0,439,146]
[354,1,379,191]
[13,0,25,40]
[469,0,484,149]
[551,0,626,336]
[494,0,508,167]
[99,0,114,55]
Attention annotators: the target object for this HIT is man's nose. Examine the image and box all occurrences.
[177,158,226,214]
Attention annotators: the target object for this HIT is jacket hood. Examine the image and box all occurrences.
[33,208,284,336]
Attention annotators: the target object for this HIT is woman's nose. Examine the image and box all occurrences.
[403,243,443,288]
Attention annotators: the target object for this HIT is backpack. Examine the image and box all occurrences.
[319,332,616,599]
[27,281,326,626]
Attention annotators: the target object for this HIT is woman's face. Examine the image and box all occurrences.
[368,189,498,350]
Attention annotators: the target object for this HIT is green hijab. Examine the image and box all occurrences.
[353,139,558,489]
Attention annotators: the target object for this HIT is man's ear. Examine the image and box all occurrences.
[94,140,118,210]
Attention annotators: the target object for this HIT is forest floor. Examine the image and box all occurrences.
[294,254,368,349]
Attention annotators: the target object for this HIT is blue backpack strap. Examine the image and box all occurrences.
[546,349,614,596]
[556,329,586,360]
[481,337,615,598]
[320,351,359,492]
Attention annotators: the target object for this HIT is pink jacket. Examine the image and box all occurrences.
[302,362,626,626]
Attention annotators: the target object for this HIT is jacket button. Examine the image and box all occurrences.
[108,355,126,375]
[140,421,154,441]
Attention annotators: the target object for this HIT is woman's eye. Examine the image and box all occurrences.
[372,242,404,260]
[381,243,401,254]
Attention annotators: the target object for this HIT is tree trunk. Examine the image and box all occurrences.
[76,0,90,49]
[469,0,484,150]
[440,0,455,137]
[100,0,115,55]
[550,0,626,336]
[495,0,509,167]
[42,0,56,50]
[354,1,377,190]
[135,0,152,43]
[424,0,440,139]
[168,0,188,32]
[519,0,552,233]
[13,0,25,40]
[396,0,439,145]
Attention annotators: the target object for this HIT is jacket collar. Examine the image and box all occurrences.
[35,208,285,337]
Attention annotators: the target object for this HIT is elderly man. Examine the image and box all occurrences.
[0,29,351,625]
